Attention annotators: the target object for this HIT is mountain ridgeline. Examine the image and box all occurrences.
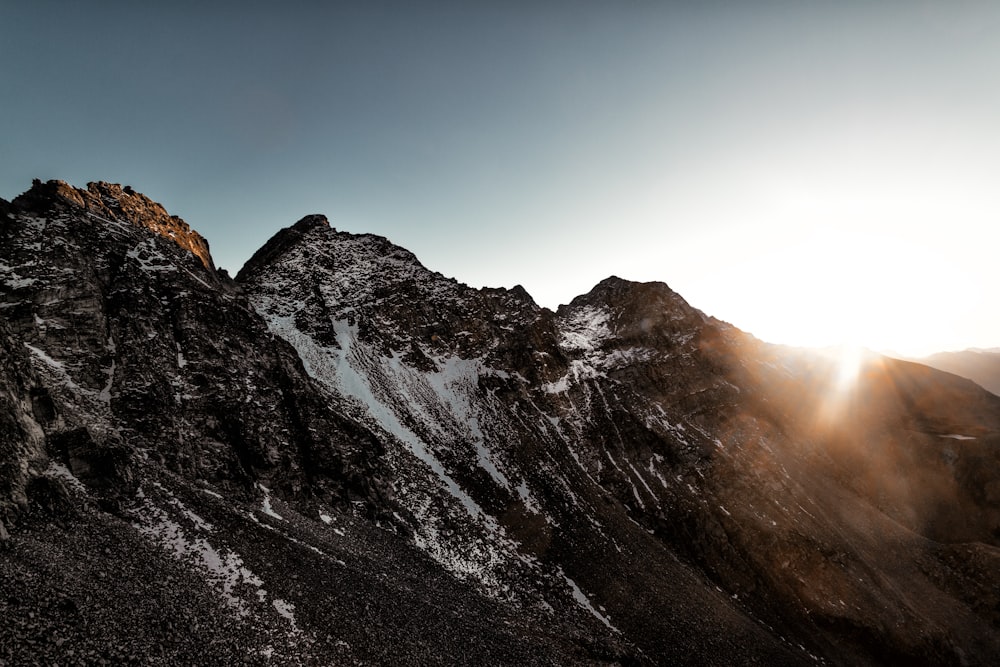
[2,180,999,665]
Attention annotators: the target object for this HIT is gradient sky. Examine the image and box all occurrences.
[3,1,998,356]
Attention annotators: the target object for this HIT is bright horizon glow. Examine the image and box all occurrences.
[2,2,999,358]
[672,226,984,358]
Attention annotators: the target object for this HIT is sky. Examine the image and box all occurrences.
[2,1,998,357]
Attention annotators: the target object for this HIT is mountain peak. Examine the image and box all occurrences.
[235,214,337,283]
[11,179,215,270]
[291,213,331,231]
[558,276,707,348]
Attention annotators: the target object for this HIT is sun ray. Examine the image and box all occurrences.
[833,344,865,394]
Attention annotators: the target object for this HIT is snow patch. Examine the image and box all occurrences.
[541,359,606,394]
[271,598,300,633]
[516,480,542,515]
[327,319,488,520]
[558,305,611,352]
[25,343,85,393]
[424,354,512,489]
[98,360,116,403]
[258,484,284,521]
[560,568,618,632]
[134,499,264,617]
[126,239,178,273]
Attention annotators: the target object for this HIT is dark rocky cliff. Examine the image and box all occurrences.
[2,181,999,665]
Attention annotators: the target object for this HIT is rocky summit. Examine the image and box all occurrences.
[2,180,999,666]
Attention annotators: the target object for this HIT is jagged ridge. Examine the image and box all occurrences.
[10,179,215,270]
[2,180,1000,666]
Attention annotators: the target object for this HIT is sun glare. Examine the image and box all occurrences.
[832,344,865,393]
[809,343,871,427]
[680,223,981,359]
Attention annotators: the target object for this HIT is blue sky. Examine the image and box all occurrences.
[3,1,999,355]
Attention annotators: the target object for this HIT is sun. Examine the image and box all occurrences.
[803,343,874,427]
[832,343,865,393]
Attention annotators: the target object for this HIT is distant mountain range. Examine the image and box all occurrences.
[2,179,999,665]
[903,349,1000,397]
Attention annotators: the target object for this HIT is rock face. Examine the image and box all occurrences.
[2,181,1000,665]
[13,179,216,270]
[0,318,47,524]
[0,181,388,515]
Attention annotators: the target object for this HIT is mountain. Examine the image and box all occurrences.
[2,180,1000,665]
[905,349,1000,397]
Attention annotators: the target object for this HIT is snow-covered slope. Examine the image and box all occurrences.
[238,214,1000,665]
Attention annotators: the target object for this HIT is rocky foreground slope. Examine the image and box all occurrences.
[1,180,999,665]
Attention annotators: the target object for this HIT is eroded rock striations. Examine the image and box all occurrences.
[2,180,1000,665]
